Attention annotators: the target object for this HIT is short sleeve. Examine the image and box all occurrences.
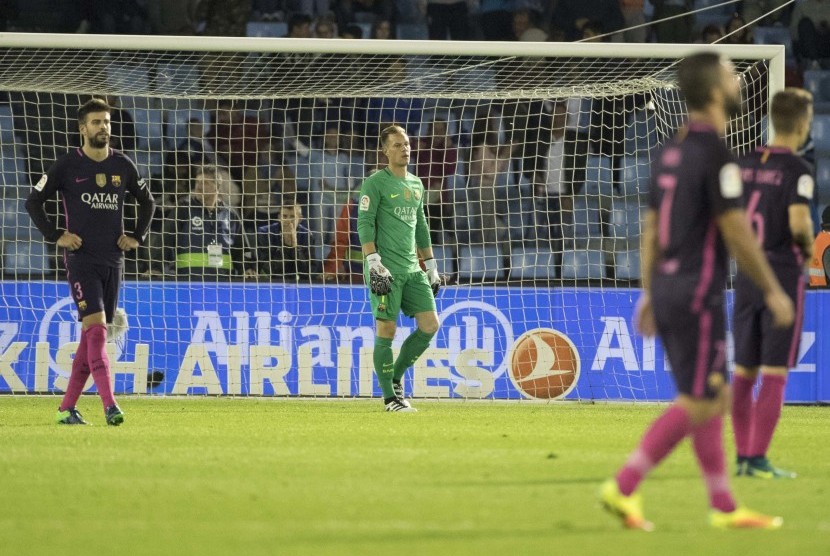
[706,142,743,215]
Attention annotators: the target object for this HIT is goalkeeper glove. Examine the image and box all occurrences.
[366,253,393,295]
[424,258,441,296]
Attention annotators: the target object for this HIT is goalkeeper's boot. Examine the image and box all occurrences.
[745,456,796,479]
[709,506,783,530]
[105,404,125,426]
[599,479,654,531]
[392,381,411,408]
[385,398,417,413]
[56,407,88,425]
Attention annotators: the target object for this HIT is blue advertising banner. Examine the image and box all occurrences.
[0,282,826,402]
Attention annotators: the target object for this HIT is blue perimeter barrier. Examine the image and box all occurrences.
[0,282,827,402]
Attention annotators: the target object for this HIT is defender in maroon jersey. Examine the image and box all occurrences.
[26,98,155,426]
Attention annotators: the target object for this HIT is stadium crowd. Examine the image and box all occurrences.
[0,0,828,283]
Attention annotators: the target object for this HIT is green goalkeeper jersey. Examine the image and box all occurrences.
[357,167,431,275]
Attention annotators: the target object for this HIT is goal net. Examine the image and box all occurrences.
[0,35,783,400]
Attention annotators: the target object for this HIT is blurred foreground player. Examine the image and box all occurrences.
[26,98,155,426]
[600,52,793,530]
[732,88,815,479]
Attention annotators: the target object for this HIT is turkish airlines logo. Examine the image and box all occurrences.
[508,328,580,400]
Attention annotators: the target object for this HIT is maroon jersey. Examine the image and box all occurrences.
[648,123,743,309]
[738,146,814,268]
[26,148,155,268]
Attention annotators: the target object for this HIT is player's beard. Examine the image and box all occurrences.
[88,133,109,149]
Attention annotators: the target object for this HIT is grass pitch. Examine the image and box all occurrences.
[1,398,828,556]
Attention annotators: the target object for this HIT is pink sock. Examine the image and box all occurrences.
[86,324,116,409]
[692,415,736,513]
[59,331,90,411]
[750,374,787,457]
[616,404,691,496]
[730,373,756,458]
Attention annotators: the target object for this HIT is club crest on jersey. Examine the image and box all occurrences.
[404,189,411,201]
[112,175,121,187]
[96,173,107,187]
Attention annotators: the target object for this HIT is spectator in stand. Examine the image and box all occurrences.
[162,117,215,207]
[511,8,534,40]
[460,111,512,248]
[287,12,313,37]
[724,13,753,44]
[414,117,458,244]
[196,0,252,36]
[314,16,337,38]
[791,0,830,66]
[809,206,830,287]
[103,95,136,153]
[371,18,393,38]
[207,99,270,184]
[619,0,647,42]
[289,0,332,18]
[256,196,312,280]
[699,23,725,43]
[308,125,353,251]
[552,0,625,41]
[427,0,470,40]
[362,57,424,139]
[163,167,256,280]
[648,0,693,43]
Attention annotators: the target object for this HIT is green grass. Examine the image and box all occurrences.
[1,398,829,556]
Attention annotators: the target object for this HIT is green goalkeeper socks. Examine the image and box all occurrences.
[373,336,396,400]
[393,329,435,382]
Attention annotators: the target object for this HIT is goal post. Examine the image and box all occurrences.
[0,33,797,401]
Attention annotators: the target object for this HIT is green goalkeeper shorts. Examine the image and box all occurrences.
[367,270,436,320]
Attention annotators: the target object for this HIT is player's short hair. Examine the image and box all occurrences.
[677,52,728,111]
[78,98,111,124]
[380,125,407,146]
[770,88,813,135]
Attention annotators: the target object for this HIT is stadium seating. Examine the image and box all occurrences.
[509,245,557,281]
[817,157,830,204]
[804,70,830,104]
[246,21,288,37]
[3,240,50,276]
[583,155,615,196]
[610,202,642,239]
[457,244,505,281]
[613,250,641,281]
[397,23,428,40]
[570,197,602,239]
[753,26,796,63]
[0,104,17,142]
[129,108,166,151]
[622,156,651,196]
[430,244,456,276]
[813,115,830,154]
[624,109,658,156]
[560,250,605,280]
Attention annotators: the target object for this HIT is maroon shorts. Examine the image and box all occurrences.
[652,283,728,399]
[65,259,121,323]
[733,266,805,368]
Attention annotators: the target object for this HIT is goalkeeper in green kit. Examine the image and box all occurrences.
[357,125,442,412]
